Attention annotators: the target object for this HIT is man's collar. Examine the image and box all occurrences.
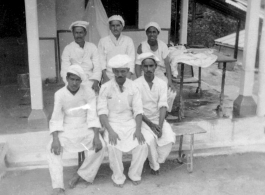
[110,31,123,43]
[112,78,128,91]
[73,41,86,48]
[143,74,156,84]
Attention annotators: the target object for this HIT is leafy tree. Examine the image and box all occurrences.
[171,0,245,47]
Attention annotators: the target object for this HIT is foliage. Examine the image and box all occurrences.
[171,0,245,47]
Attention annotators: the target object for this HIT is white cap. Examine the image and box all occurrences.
[108,54,131,69]
[108,15,125,27]
[67,64,87,81]
[145,22,161,33]
[69,21,89,31]
[137,52,160,64]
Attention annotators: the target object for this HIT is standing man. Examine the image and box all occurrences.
[48,65,106,195]
[61,21,101,94]
[134,53,176,175]
[97,55,152,187]
[98,15,135,84]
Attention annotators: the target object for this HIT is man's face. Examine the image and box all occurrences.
[109,20,123,37]
[66,74,82,92]
[146,26,159,42]
[73,26,87,44]
[113,68,129,84]
[142,58,157,77]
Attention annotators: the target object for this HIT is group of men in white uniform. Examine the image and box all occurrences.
[48,15,176,195]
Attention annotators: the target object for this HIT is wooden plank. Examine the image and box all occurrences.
[171,125,206,136]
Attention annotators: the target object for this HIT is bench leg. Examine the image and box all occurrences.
[177,135,185,164]
[187,134,194,173]
[78,151,85,168]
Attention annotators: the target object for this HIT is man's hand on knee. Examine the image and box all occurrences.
[51,138,62,155]
[133,130,145,145]
[109,130,121,146]
[93,136,103,153]
[150,123,162,138]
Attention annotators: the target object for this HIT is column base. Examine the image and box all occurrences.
[233,95,257,117]
[28,109,49,130]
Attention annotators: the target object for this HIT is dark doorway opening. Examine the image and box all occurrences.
[0,0,28,85]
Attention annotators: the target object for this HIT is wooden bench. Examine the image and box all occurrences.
[172,124,206,173]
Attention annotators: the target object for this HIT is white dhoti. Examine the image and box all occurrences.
[142,120,175,171]
[47,133,106,189]
[108,144,148,184]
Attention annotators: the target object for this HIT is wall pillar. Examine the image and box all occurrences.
[257,19,265,116]
[233,0,260,117]
[25,0,48,129]
[179,0,189,44]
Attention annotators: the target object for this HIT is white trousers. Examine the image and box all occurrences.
[148,139,173,171]
[47,141,106,189]
[108,144,148,185]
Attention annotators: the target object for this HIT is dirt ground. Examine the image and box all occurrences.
[1,153,265,195]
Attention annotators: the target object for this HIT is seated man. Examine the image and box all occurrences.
[61,21,101,94]
[47,65,106,195]
[97,54,151,187]
[134,53,176,175]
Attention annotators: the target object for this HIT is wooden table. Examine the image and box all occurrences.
[176,51,237,121]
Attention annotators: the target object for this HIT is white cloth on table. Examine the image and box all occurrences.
[48,85,105,189]
[98,33,135,79]
[134,76,175,171]
[61,41,102,84]
[168,47,218,78]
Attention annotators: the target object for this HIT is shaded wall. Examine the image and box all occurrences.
[37,0,57,80]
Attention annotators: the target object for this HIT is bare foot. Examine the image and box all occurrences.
[113,182,124,188]
[150,169,160,175]
[51,188,65,195]
[68,173,81,189]
[131,180,141,185]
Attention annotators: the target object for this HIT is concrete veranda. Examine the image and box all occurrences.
[1,152,265,195]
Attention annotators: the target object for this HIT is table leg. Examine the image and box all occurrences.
[177,63,185,121]
[176,135,185,164]
[216,62,227,115]
[196,67,202,95]
[187,134,194,173]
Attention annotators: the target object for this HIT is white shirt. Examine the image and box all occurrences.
[97,78,143,152]
[49,85,101,153]
[61,41,101,84]
[134,76,168,121]
[98,33,135,79]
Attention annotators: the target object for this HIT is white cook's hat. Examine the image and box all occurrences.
[69,21,89,31]
[67,64,87,81]
[145,22,161,33]
[108,54,131,69]
[137,52,160,64]
[108,15,125,27]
